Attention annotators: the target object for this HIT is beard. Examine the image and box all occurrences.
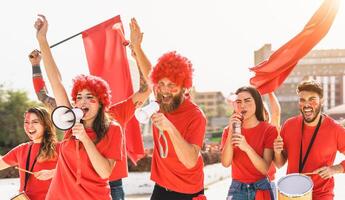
[300,104,322,123]
[156,90,184,113]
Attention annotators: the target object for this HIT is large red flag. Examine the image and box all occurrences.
[250,0,340,94]
[82,15,144,163]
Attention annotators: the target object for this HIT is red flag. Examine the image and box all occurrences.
[82,15,144,163]
[250,0,340,94]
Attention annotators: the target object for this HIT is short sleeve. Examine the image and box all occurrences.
[280,121,288,141]
[108,98,135,127]
[185,114,207,148]
[264,125,278,149]
[336,123,345,153]
[99,123,123,161]
[2,144,23,166]
[220,127,230,150]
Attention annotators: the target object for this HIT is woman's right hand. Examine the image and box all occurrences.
[273,135,284,154]
[228,113,243,132]
[34,14,48,40]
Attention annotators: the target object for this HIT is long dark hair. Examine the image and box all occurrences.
[25,107,58,162]
[235,86,265,121]
[90,103,111,144]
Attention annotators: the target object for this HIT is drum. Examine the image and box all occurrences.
[10,192,30,200]
[277,173,313,200]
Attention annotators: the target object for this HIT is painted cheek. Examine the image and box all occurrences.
[89,99,97,104]
[170,88,178,93]
[310,101,318,108]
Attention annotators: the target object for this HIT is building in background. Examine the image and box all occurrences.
[191,89,230,135]
[255,44,345,122]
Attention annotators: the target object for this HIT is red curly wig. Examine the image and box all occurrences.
[71,74,111,109]
[151,51,193,88]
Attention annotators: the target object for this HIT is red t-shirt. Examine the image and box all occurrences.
[108,98,135,181]
[150,98,207,194]
[281,115,345,200]
[2,142,59,200]
[45,122,123,200]
[221,122,277,183]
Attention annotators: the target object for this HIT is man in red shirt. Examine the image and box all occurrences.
[149,52,207,200]
[274,79,345,200]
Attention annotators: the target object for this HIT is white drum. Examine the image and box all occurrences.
[277,173,313,200]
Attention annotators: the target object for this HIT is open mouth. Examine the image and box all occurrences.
[81,107,89,115]
[28,130,37,135]
[240,110,247,118]
[303,107,313,117]
[161,94,173,104]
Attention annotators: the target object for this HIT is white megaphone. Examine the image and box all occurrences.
[51,106,84,130]
[135,101,160,124]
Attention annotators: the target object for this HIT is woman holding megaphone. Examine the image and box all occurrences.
[33,14,152,200]
[0,107,59,200]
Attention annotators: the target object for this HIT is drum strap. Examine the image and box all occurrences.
[23,143,38,192]
[298,115,322,173]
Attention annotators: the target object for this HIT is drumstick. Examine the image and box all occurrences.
[15,167,34,175]
[302,172,317,175]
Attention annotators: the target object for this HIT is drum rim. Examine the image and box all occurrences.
[10,192,30,200]
[277,173,313,197]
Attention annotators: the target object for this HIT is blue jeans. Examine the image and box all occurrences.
[270,182,277,200]
[226,178,274,200]
[110,179,125,200]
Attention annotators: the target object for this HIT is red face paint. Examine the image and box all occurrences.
[170,88,178,93]
[309,100,318,108]
[89,99,97,104]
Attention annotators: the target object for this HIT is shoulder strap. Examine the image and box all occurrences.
[23,143,38,192]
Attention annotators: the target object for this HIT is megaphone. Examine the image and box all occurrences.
[51,106,84,130]
[135,101,159,124]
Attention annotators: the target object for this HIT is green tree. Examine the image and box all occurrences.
[0,85,40,153]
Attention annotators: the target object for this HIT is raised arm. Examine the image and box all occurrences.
[129,18,152,107]
[34,15,71,108]
[268,92,281,130]
[28,50,57,111]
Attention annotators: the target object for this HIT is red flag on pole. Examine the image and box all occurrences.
[250,0,340,94]
[82,15,144,163]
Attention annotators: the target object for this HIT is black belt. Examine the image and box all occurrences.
[109,179,123,187]
[155,184,204,195]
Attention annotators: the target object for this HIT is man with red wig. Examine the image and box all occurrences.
[149,51,207,200]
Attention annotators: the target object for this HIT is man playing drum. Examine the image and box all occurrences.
[273,79,345,200]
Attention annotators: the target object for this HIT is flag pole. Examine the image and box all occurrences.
[49,32,82,48]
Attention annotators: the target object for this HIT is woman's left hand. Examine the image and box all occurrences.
[72,123,90,143]
[232,134,250,152]
[34,169,55,180]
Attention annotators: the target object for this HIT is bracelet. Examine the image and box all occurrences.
[32,65,42,74]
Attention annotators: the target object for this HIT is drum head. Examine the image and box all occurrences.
[278,173,313,197]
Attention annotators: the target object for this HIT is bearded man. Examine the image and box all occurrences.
[149,51,207,200]
[273,79,345,200]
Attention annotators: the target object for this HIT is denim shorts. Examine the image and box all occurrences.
[109,179,125,200]
[226,178,274,200]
